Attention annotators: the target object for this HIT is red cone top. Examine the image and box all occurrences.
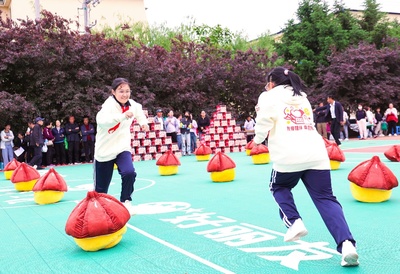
[384,145,400,162]
[156,150,181,166]
[207,152,236,172]
[195,144,212,155]
[250,144,269,156]
[245,140,255,150]
[325,142,346,162]
[348,156,398,190]
[4,158,21,171]
[10,163,40,184]
[65,191,130,238]
[322,137,334,146]
[33,168,68,192]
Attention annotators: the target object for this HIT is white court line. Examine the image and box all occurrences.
[126,224,235,274]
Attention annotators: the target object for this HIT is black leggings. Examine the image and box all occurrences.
[387,121,397,135]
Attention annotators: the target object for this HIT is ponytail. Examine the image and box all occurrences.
[266,67,304,96]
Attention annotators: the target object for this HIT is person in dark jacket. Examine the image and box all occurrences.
[14,132,27,162]
[52,120,66,165]
[315,95,344,145]
[24,121,35,163]
[197,110,210,142]
[81,116,95,163]
[180,111,192,156]
[314,102,329,139]
[65,115,81,164]
[28,117,45,169]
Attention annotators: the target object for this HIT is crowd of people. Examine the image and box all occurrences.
[0,115,95,170]
[314,101,398,143]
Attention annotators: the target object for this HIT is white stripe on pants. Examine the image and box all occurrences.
[357,118,368,138]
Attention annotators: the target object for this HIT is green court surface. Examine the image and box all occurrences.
[1,138,400,274]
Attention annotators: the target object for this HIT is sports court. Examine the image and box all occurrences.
[1,138,399,274]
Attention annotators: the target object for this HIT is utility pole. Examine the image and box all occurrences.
[34,0,40,20]
[80,0,100,33]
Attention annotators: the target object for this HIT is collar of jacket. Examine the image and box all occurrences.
[112,95,131,107]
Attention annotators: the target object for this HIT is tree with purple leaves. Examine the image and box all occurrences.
[0,11,276,132]
[313,42,400,109]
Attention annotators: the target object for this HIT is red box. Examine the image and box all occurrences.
[138,147,146,154]
[232,146,240,153]
[213,134,220,141]
[234,126,241,132]
[210,141,216,148]
[221,120,228,127]
[171,144,179,151]
[155,153,163,160]
[147,116,155,123]
[164,137,172,144]
[216,113,223,120]
[160,145,168,152]
[143,139,151,146]
[225,113,232,119]
[133,124,141,131]
[148,146,157,153]
[204,134,211,141]
[143,154,153,161]
[154,138,162,145]
[132,140,140,147]
[209,127,216,134]
[174,151,182,158]
[133,155,141,162]
[158,131,167,138]
[148,131,156,139]
[154,123,163,131]
[214,120,221,127]
[229,119,236,126]
[217,127,224,134]
[137,131,146,139]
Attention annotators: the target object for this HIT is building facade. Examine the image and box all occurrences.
[1,0,147,31]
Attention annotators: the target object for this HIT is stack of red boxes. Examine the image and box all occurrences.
[130,109,180,162]
[202,105,246,154]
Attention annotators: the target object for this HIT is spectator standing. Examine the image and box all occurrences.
[1,124,14,167]
[197,110,210,142]
[244,115,256,142]
[25,122,35,163]
[52,120,66,165]
[176,113,183,150]
[43,121,55,166]
[81,116,95,163]
[314,102,328,139]
[65,115,81,164]
[14,132,27,162]
[373,108,383,137]
[180,111,192,156]
[190,114,198,153]
[316,95,344,145]
[384,103,398,136]
[355,105,368,140]
[164,110,179,143]
[29,117,45,170]
[341,111,349,141]
[366,107,375,138]
[154,109,165,130]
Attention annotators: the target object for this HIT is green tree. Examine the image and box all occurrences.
[276,0,349,84]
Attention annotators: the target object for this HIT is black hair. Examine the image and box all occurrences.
[327,94,335,100]
[83,115,89,120]
[44,120,52,127]
[266,67,304,96]
[112,78,130,90]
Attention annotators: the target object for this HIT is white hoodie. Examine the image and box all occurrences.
[254,85,330,172]
[95,96,148,162]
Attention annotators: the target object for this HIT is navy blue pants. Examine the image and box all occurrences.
[269,169,355,252]
[94,151,136,202]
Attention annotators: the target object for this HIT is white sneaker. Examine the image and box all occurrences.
[341,240,359,267]
[344,138,349,141]
[33,165,37,170]
[395,134,398,136]
[389,134,392,136]
[284,218,308,242]
[123,200,137,216]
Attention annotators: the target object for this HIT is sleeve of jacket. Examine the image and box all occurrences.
[254,92,276,144]
[97,105,126,129]
[0,131,6,142]
[132,101,148,127]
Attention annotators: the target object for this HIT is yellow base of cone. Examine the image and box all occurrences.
[34,191,65,205]
[158,165,178,176]
[251,153,270,165]
[4,170,14,180]
[330,160,341,170]
[195,154,210,161]
[14,180,37,192]
[210,168,235,182]
[245,149,251,156]
[74,226,127,252]
[350,182,392,203]
[114,164,118,170]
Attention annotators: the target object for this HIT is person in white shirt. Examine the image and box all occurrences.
[244,115,256,142]
[94,78,149,215]
[254,67,358,267]
[190,114,198,153]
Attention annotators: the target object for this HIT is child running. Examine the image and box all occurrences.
[253,67,359,267]
[94,78,149,215]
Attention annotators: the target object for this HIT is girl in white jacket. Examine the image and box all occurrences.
[254,67,359,267]
[94,78,149,215]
